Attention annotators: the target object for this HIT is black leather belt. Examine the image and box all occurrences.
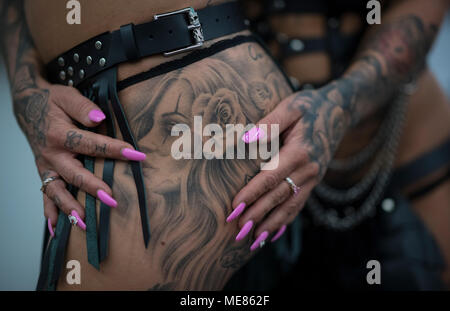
[46,1,247,87]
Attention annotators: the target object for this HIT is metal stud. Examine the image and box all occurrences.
[95,41,102,50]
[381,198,395,213]
[58,57,65,67]
[290,39,304,52]
[67,66,74,76]
[68,80,74,87]
[86,56,92,65]
[99,58,106,67]
[73,53,80,63]
[79,69,85,79]
[59,71,66,81]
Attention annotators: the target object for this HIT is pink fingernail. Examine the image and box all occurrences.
[88,109,106,123]
[97,190,117,208]
[71,210,86,231]
[121,148,146,161]
[226,202,246,223]
[242,127,266,143]
[47,218,55,237]
[250,231,269,251]
[235,220,253,241]
[271,225,287,242]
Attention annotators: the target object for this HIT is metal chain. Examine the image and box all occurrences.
[328,99,397,171]
[306,87,410,230]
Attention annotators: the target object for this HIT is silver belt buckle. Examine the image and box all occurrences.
[154,7,204,56]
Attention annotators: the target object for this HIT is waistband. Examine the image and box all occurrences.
[46,1,247,88]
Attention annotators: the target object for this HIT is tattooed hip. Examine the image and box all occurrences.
[57,35,294,290]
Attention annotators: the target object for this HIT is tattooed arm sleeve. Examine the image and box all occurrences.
[334,0,449,126]
[0,0,50,159]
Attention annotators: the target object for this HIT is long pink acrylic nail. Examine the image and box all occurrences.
[226,203,246,223]
[242,127,266,143]
[88,109,106,123]
[250,231,269,251]
[71,210,86,231]
[235,220,253,241]
[97,190,117,208]
[122,148,146,161]
[271,225,287,242]
[47,218,55,237]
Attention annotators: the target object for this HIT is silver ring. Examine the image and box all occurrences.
[68,215,78,226]
[40,176,61,194]
[285,177,300,196]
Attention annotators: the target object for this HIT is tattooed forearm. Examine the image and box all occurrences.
[287,14,440,180]
[1,0,49,159]
[344,15,438,124]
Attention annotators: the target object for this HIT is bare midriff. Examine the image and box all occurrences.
[25,0,296,290]
[25,0,450,287]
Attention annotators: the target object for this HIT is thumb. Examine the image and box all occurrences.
[52,84,106,127]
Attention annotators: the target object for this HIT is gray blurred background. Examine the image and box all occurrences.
[0,14,449,290]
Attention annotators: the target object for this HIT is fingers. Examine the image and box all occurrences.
[52,85,106,127]
[237,163,316,230]
[242,93,304,144]
[52,155,117,208]
[44,194,58,237]
[254,179,316,240]
[40,169,86,231]
[51,127,146,161]
[230,143,308,221]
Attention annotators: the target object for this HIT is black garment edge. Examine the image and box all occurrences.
[118,34,295,92]
[391,138,450,198]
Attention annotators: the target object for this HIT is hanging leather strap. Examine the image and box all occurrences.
[94,76,117,263]
[104,67,151,247]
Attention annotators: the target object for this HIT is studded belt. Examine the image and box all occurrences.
[46,1,247,88]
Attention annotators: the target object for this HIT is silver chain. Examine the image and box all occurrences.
[328,99,397,171]
[306,85,411,230]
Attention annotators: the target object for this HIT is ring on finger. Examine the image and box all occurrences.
[40,176,62,194]
[68,214,78,226]
[285,177,300,197]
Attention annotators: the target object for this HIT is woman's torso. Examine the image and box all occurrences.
[26,0,450,287]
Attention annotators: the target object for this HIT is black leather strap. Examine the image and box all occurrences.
[46,1,247,87]
[94,77,116,263]
[391,139,450,190]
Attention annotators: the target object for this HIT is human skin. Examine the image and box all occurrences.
[1,0,296,289]
[238,0,450,286]
[1,0,449,288]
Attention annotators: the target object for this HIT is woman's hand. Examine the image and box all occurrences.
[14,77,146,235]
[227,82,351,249]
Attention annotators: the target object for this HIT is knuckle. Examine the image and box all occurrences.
[261,173,278,193]
[84,137,97,155]
[77,100,94,116]
[270,188,287,207]
[309,162,320,178]
[72,173,84,189]
[297,148,308,164]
